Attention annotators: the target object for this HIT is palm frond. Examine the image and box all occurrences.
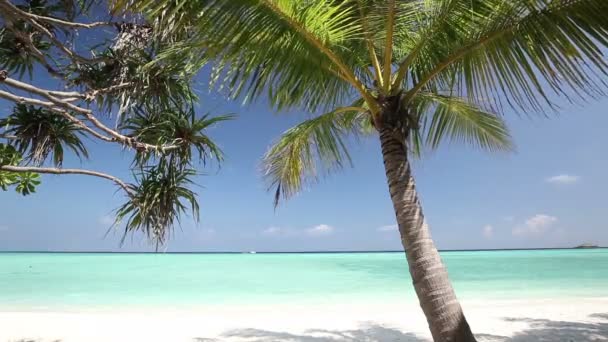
[404,0,608,112]
[128,0,374,112]
[263,106,369,207]
[412,93,513,152]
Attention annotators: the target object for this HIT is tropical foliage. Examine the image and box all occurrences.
[121,0,608,339]
[0,0,230,246]
[0,104,88,167]
[120,0,608,202]
[0,143,41,195]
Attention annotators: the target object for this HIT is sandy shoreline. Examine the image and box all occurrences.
[1,297,607,341]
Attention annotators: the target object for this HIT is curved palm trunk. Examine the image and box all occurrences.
[379,126,476,342]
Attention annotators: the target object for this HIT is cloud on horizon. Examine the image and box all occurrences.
[545,174,580,185]
[305,224,334,237]
[512,214,558,237]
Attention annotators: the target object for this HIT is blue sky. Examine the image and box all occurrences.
[1,75,607,252]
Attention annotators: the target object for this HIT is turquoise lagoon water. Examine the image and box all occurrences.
[0,249,606,311]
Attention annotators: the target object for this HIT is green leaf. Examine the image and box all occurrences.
[13,172,40,196]
[412,93,513,153]
[129,0,368,113]
[120,105,233,168]
[0,104,87,167]
[114,162,199,249]
[263,106,368,206]
[403,0,608,113]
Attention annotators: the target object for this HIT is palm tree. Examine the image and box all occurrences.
[123,0,608,340]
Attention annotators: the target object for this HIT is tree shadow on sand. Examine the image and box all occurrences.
[194,313,608,342]
[7,313,608,342]
[194,323,424,342]
[477,312,608,342]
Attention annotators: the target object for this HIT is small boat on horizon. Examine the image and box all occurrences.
[574,243,600,249]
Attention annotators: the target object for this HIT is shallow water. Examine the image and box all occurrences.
[0,249,606,311]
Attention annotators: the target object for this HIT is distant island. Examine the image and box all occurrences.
[574,243,600,249]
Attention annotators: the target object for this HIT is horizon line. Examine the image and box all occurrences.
[0,246,604,254]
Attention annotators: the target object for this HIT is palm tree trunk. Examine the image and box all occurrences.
[379,126,476,342]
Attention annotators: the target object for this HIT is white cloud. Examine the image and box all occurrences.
[305,224,334,237]
[482,225,494,238]
[546,174,580,185]
[377,224,398,232]
[512,214,558,237]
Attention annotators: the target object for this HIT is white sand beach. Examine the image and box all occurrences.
[1,297,606,342]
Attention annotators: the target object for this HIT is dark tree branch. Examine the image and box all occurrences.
[0,11,64,77]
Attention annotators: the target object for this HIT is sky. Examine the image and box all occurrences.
[1,76,607,252]
[1,4,606,254]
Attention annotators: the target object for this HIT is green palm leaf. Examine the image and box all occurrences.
[263,106,368,206]
[412,93,513,153]
[119,0,371,112]
[403,0,608,112]
[136,0,607,202]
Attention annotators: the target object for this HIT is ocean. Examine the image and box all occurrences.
[0,249,606,312]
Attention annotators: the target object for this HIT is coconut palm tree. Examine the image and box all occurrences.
[121,0,608,340]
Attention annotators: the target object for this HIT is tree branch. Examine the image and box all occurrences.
[0,134,19,140]
[8,4,113,29]
[0,0,104,65]
[84,83,133,101]
[0,165,134,196]
[0,76,182,153]
[0,10,64,77]
[0,88,116,142]
[403,29,509,103]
